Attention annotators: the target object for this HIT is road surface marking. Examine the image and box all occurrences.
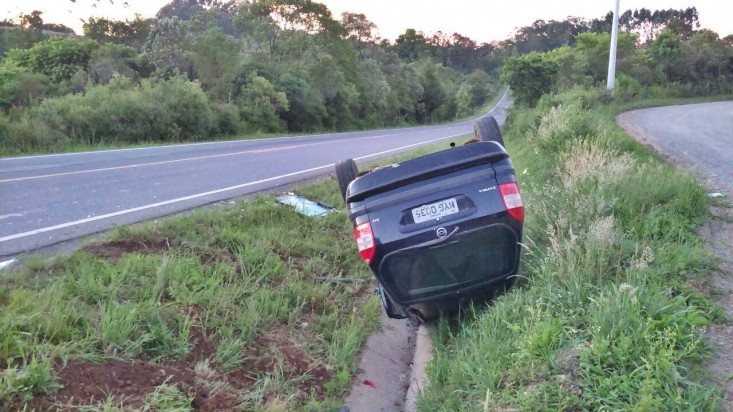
[0,132,467,244]
[0,124,457,161]
[0,132,418,183]
[0,87,508,163]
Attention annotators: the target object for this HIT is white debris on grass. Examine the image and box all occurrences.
[275,193,335,217]
[0,259,17,271]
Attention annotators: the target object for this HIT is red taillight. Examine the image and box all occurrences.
[354,222,376,262]
[499,182,524,223]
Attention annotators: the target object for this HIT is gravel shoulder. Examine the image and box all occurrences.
[617,102,733,409]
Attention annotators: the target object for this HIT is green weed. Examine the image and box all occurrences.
[143,378,193,411]
[0,353,59,403]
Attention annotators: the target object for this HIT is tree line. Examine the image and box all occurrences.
[0,1,730,154]
[500,7,732,106]
[0,0,503,154]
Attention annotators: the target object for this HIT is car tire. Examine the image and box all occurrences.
[378,282,406,319]
[335,158,358,202]
[473,116,504,146]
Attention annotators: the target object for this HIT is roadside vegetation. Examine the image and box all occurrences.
[3,3,730,157]
[0,2,502,156]
[2,1,732,410]
[418,88,727,410]
[414,5,732,411]
[0,181,383,410]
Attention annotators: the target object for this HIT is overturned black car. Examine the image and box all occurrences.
[335,116,524,323]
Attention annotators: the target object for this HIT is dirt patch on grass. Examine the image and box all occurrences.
[83,236,244,275]
[18,323,333,411]
[83,236,173,260]
[247,325,333,402]
[26,356,238,411]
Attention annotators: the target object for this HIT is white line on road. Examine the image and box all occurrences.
[2,131,420,183]
[0,88,508,164]
[0,132,467,244]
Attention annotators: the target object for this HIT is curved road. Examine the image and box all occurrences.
[0,91,511,257]
[617,101,733,194]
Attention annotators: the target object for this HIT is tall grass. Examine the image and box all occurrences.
[0,182,380,409]
[419,88,723,411]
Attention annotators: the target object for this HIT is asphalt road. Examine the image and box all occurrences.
[0,91,511,257]
[617,101,733,194]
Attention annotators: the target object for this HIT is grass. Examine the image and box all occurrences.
[0,180,383,410]
[417,89,728,411]
[0,131,458,410]
[1,87,728,410]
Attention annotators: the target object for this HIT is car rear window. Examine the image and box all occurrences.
[379,225,519,302]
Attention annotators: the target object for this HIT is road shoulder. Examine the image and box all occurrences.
[618,111,733,410]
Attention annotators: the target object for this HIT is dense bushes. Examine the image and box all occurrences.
[5,37,99,83]
[0,77,215,155]
[0,5,509,155]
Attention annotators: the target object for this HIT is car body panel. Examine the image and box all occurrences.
[344,142,523,321]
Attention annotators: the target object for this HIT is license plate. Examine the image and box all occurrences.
[412,198,459,223]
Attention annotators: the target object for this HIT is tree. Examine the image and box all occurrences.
[378,52,423,124]
[19,11,44,31]
[236,75,289,133]
[676,30,733,91]
[83,16,153,51]
[341,12,379,44]
[0,63,49,110]
[5,37,99,83]
[156,0,237,20]
[88,43,144,84]
[0,12,48,55]
[308,55,359,130]
[509,18,590,55]
[414,60,446,123]
[143,17,194,78]
[591,7,699,44]
[277,70,326,132]
[501,52,559,107]
[650,30,682,81]
[394,29,431,62]
[191,28,240,101]
[723,35,733,48]
[456,70,493,116]
[427,32,484,73]
[235,0,344,61]
[356,58,391,127]
[573,32,637,83]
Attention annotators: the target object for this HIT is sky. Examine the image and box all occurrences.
[3,0,732,43]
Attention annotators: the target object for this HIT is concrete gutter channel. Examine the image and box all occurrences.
[344,311,434,412]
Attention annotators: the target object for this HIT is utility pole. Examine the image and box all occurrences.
[607,0,620,91]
